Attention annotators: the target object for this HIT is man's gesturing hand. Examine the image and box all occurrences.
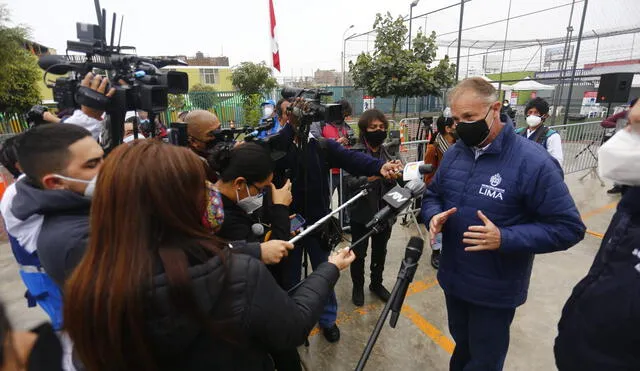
[429,207,457,240]
[380,160,402,179]
[463,210,501,252]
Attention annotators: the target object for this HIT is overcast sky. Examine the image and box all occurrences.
[4,0,639,77]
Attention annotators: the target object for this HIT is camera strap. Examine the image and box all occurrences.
[75,86,110,111]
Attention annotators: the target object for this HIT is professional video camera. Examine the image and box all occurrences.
[37,0,189,147]
[281,87,343,124]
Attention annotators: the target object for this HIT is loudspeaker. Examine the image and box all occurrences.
[596,73,633,103]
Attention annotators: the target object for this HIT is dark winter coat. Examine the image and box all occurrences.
[145,248,340,370]
[421,123,586,308]
[555,186,640,371]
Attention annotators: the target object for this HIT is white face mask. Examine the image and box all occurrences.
[236,184,264,214]
[598,129,640,186]
[526,115,543,127]
[52,174,98,198]
[263,106,274,117]
[503,103,509,107]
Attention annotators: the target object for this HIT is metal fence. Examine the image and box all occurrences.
[548,121,604,179]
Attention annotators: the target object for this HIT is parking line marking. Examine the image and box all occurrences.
[401,304,455,354]
[581,201,617,220]
[308,278,439,337]
[586,230,605,239]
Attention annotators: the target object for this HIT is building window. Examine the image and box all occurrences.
[200,68,217,85]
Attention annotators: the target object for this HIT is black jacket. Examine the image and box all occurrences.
[555,186,640,371]
[145,249,340,371]
[11,178,91,288]
[217,194,291,243]
[346,143,397,226]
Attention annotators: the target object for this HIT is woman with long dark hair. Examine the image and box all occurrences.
[63,141,354,371]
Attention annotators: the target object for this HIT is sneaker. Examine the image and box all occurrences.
[607,185,623,194]
[352,286,365,307]
[431,250,441,270]
[369,284,391,302]
[322,324,341,343]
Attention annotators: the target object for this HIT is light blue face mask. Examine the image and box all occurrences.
[235,184,264,214]
[52,174,97,199]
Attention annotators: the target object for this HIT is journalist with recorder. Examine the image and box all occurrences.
[421,77,585,371]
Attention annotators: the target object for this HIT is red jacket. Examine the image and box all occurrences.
[600,111,627,129]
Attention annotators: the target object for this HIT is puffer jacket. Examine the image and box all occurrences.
[145,248,339,371]
[555,186,640,371]
[421,123,585,308]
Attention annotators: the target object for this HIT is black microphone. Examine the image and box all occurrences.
[245,118,276,141]
[389,236,424,328]
[38,55,76,75]
[365,179,426,231]
[418,163,433,175]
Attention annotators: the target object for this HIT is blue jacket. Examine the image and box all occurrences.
[276,124,384,224]
[555,186,640,371]
[421,123,585,308]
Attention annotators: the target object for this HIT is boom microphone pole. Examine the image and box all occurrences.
[355,237,425,371]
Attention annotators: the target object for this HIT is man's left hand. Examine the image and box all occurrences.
[463,210,501,252]
[380,160,402,179]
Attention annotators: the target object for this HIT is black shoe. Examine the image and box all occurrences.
[431,250,441,270]
[322,324,340,343]
[369,284,391,302]
[352,286,364,307]
[607,185,623,194]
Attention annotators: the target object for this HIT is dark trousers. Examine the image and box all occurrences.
[270,348,301,371]
[284,234,337,328]
[349,222,391,287]
[445,294,516,371]
[330,173,350,226]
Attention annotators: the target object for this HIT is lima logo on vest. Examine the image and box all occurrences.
[480,173,505,200]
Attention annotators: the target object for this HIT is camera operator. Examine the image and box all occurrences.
[276,98,402,343]
[61,72,115,141]
[310,99,354,227]
[184,110,222,158]
[63,140,356,371]
[345,109,398,307]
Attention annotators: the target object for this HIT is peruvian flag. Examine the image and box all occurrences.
[269,0,281,71]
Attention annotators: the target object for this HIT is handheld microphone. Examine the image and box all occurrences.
[364,179,426,232]
[389,236,424,328]
[401,161,434,181]
[251,223,265,237]
[245,119,276,141]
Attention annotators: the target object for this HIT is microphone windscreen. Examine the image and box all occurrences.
[418,163,434,175]
[251,223,265,237]
[404,236,424,262]
[38,55,73,75]
[405,179,427,197]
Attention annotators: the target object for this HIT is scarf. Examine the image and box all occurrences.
[435,133,451,156]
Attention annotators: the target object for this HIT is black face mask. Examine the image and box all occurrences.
[455,107,494,147]
[364,130,387,148]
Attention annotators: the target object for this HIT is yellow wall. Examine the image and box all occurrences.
[174,67,234,91]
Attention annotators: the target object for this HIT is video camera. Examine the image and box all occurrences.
[281,87,343,124]
[38,0,189,148]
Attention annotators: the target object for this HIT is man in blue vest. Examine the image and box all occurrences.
[515,97,563,164]
[422,77,585,371]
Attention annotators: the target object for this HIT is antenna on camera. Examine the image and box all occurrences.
[101,9,107,43]
[110,12,117,49]
[117,15,124,53]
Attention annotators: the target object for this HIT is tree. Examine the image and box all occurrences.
[349,12,456,117]
[0,5,41,113]
[188,83,218,110]
[231,62,278,126]
[168,94,185,111]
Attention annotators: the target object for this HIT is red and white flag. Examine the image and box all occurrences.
[269,0,280,72]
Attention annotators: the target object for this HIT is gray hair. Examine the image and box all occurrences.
[448,77,498,105]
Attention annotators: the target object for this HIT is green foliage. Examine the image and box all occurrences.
[242,94,263,126]
[188,84,218,109]
[349,12,456,117]
[231,61,278,97]
[0,5,41,113]
[168,94,185,111]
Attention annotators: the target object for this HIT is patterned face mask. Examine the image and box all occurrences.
[202,181,224,233]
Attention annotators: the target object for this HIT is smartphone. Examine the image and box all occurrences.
[290,214,306,232]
